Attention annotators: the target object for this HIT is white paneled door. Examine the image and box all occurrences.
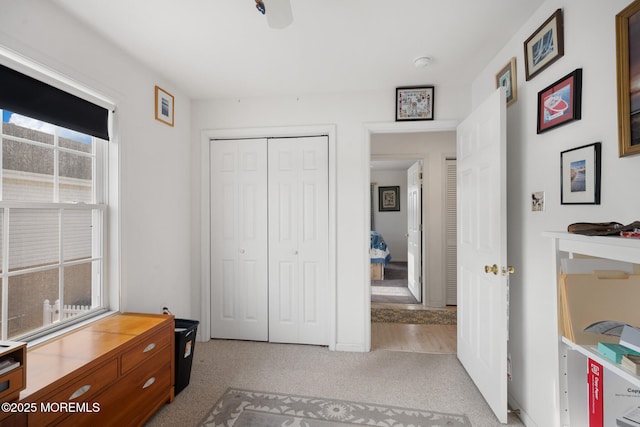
[457,88,508,423]
[210,139,269,341]
[406,160,422,303]
[268,136,329,345]
[210,136,329,346]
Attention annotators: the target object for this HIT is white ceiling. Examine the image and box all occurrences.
[52,0,544,100]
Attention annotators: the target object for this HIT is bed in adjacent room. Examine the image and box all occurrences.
[370,230,391,280]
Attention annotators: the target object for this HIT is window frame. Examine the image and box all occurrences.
[0,59,116,341]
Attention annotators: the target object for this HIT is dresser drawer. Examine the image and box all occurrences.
[121,327,171,375]
[0,367,23,403]
[28,359,118,427]
[58,347,172,427]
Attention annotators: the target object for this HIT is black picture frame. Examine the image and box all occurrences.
[560,142,601,205]
[395,86,434,121]
[537,69,582,134]
[378,186,400,211]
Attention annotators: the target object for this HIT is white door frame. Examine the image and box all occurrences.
[363,120,458,351]
[200,125,337,350]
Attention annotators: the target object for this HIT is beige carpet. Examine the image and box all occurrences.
[144,339,524,427]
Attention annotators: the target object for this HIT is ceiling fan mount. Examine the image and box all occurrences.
[255,0,293,29]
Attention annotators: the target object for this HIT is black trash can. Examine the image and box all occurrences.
[174,318,199,396]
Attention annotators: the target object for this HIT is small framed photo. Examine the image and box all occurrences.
[495,57,518,107]
[155,85,174,126]
[524,9,564,81]
[378,186,400,211]
[560,142,601,205]
[616,0,640,157]
[537,69,582,134]
[396,86,434,121]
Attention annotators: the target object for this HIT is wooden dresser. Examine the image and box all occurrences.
[2,313,174,426]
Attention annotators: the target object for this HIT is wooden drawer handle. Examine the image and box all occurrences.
[69,384,91,400]
[143,343,156,353]
[142,377,156,389]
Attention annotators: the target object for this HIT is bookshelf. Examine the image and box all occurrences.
[545,231,640,427]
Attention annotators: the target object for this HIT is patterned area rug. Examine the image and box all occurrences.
[371,307,457,325]
[198,388,472,427]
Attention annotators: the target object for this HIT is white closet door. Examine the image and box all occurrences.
[268,136,329,345]
[210,139,269,341]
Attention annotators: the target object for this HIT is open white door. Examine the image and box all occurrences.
[457,87,509,423]
[407,160,422,302]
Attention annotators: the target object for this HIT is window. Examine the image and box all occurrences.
[0,109,108,340]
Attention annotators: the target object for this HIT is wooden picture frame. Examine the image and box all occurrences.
[378,186,400,211]
[616,0,640,157]
[524,9,564,81]
[560,142,601,205]
[395,86,434,121]
[495,57,518,107]
[537,69,582,134]
[155,85,174,126]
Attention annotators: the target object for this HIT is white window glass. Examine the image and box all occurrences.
[0,109,106,340]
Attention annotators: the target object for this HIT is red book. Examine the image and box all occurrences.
[588,358,604,427]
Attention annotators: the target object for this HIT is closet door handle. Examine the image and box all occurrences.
[293,250,299,255]
[239,249,245,254]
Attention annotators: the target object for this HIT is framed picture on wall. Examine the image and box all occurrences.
[395,86,434,121]
[560,142,601,205]
[495,57,518,107]
[155,85,174,126]
[524,9,564,81]
[537,69,582,134]
[616,0,640,157]
[378,186,400,211]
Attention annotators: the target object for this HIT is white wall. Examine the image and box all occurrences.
[371,169,408,262]
[0,0,193,318]
[472,1,638,425]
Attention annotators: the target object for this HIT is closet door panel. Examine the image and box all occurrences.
[269,136,329,345]
[211,139,268,341]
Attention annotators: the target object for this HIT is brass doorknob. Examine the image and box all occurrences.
[484,264,499,275]
[504,265,515,275]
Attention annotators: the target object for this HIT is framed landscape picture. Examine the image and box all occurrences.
[560,143,601,205]
[537,69,582,134]
[395,86,434,121]
[616,0,640,157]
[524,9,564,81]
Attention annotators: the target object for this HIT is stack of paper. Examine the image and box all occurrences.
[621,325,640,353]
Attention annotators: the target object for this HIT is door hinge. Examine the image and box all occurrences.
[419,172,423,180]
[419,224,423,231]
